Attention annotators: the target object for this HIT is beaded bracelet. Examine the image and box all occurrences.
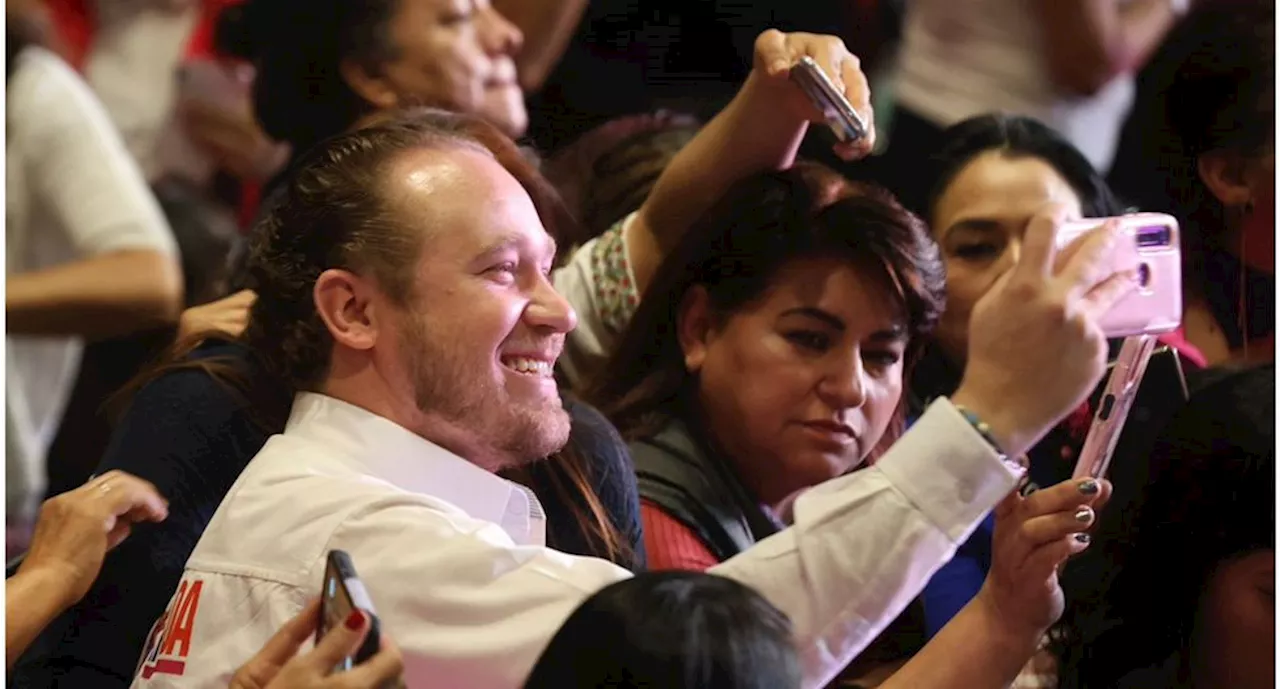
[953,405,1004,452]
[955,405,1031,473]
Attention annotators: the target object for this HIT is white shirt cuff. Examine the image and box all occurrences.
[875,398,1023,543]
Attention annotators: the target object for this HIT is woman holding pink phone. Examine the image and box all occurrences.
[903,113,1207,643]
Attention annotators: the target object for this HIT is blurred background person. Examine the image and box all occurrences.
[875,0,1188,206]
[6,11,183,559]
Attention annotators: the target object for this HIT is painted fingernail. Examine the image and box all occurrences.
[1074,506,1094,524]
[1078,479,1100,495]
[344,609,365,631]
[1074,532,1092,545]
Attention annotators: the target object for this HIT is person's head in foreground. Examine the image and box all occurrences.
[917,114,1124,366]
[523,571,801,689]
[593,162,945,508]
[244,0,526,158]
[1053,364,1276,689]
[242,107,578,472]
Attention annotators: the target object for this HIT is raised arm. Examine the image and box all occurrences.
[625,30,877,295]
[1034,0,1185,96]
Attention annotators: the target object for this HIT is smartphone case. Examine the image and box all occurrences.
[1057,213,1183,337]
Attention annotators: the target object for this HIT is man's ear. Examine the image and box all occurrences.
[676,286,714,373]
[314,268,380,351]
[339,57,400,111]
[1198,150,1255,209]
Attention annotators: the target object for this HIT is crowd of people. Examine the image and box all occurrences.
[4,0,1274,688]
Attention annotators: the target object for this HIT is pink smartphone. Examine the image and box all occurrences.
[1072,335,1158,480]
[1057,213,1182,338]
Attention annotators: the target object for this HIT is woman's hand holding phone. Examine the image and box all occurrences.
[750,29,876,160]
[953,206,1138,458]
[230,599,403,689]
[976,477,1112,639]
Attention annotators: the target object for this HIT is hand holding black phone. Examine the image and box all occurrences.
[318,550,381,672]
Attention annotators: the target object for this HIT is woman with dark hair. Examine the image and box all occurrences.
[594,162,945,572]
[589,160,1115,686]
[524,571,801,689]
[1047,364,1275,689]
[1161,2,1274,366]
[904,113,1204,643]
[592,163,945,683]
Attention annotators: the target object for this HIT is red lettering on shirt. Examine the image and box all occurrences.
[138,579,204,679]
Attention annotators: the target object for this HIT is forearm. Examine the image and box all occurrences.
[629,73,807,288]
[5,570,73,669]
[710,401,1020,687]
[493,0,589,93]
[7,250,184,339]
[880,598,1042,689]
[1041,0,1180,94]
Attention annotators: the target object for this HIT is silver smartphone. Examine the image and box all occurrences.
[789,56,868,144]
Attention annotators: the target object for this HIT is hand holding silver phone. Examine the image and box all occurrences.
[789,56,867,144]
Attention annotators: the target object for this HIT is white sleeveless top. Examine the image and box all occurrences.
[894,0,1135,172]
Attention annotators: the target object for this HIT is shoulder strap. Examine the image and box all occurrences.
[630,424,757,562]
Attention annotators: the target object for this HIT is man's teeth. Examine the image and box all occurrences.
[504,357,552,376]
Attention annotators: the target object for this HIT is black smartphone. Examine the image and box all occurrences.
[789,55,868,144]
[318,550,381,671]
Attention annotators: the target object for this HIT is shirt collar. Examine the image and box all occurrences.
[283,392,545,545]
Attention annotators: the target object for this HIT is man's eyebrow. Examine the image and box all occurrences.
[473,232,558,261]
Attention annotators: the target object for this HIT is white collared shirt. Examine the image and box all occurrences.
[131,392,1020,689]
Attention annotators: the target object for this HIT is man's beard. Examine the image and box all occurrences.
[400,316,570,467]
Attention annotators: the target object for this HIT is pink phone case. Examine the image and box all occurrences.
[1057,213,1183,338]
[1072,335,1158,480]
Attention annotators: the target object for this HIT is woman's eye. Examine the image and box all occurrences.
[864,350,903,370]
[952,243,999,260]
[786,331,831,351]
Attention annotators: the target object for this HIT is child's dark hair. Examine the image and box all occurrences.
[524,571,801,689]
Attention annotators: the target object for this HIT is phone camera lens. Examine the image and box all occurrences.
[1136,263,1152,288]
